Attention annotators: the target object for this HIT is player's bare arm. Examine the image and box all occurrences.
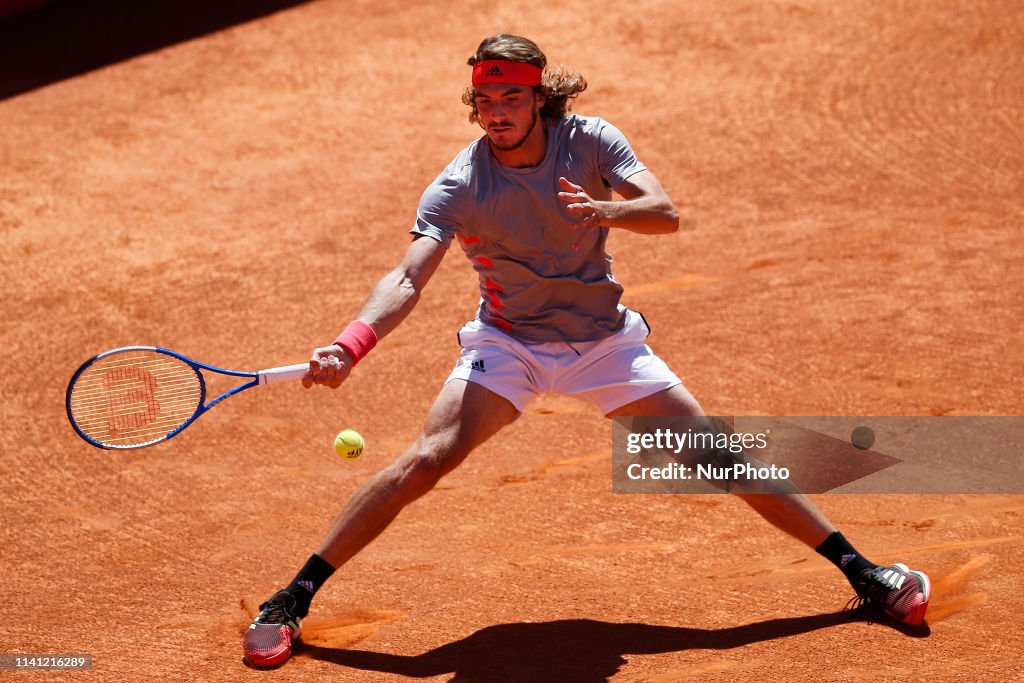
[304,235,446,388]
[557,171,679,249]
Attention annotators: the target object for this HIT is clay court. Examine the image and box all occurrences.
[1,0,1021,680]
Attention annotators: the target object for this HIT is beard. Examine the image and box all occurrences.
[488,107,539,152]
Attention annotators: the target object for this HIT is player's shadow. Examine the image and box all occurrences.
[301,612,929,682]
[0,0,312,100]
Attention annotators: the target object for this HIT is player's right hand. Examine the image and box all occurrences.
[303,345,354,389]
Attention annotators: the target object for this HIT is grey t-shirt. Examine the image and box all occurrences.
[410,114,647,343]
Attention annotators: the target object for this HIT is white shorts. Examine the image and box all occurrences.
[444,309,682,414]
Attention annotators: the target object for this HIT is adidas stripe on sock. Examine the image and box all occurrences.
[815,531,876,589]
[284,553,336,616]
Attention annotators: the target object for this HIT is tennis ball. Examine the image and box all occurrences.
[334,429,364,459]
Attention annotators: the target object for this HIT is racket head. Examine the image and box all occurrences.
[66,346,207,449]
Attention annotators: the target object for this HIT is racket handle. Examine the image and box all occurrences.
[258,363,310,385]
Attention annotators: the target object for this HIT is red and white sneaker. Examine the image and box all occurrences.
[243,590,303,667]
[854,563,931,626]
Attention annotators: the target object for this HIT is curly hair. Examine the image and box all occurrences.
[461,34,588,124]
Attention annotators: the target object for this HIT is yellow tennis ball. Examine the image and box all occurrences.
[334,429,364,459]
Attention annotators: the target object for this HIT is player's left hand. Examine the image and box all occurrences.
[557,176,606,251]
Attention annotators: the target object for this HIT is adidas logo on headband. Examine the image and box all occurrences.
[472,60,542,86]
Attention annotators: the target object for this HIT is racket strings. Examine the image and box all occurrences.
[68,351,203,447]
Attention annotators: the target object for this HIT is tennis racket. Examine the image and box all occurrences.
[66,346,309,449]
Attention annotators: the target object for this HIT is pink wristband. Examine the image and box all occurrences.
[333,321,378,365]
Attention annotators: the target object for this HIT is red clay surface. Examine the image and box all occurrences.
[2,1,1022,680]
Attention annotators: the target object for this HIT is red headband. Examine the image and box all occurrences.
[471,60,543,86]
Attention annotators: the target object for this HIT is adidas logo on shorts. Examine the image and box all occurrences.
[470,360,486,372]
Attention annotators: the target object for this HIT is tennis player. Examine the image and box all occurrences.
[243,34,930,668]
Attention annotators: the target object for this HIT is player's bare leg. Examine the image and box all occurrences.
[606,384,833,547]
[607,384,930,625]
[315,378,520,567]
[244,379,519,667]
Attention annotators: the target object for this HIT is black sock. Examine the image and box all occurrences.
[815,531,877,590]
[284,554,335,616]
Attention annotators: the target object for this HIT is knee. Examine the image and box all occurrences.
[684,417,748,493]
[388,437,453,497]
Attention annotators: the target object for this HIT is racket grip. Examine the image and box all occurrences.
[258,363,310,385]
